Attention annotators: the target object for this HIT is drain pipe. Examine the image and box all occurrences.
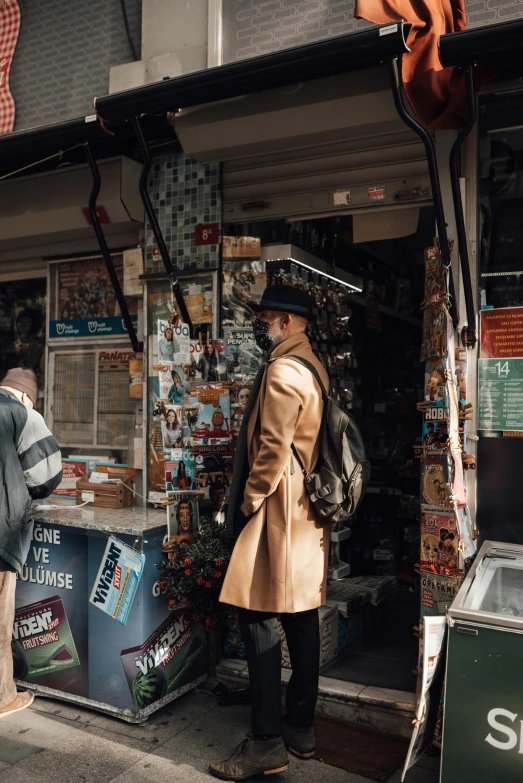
[389,58,459,329]
[84,142,141,354]
[449,67,477,349]
[131,115,194,336]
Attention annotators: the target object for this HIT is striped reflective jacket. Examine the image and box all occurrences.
[0,389,62,574]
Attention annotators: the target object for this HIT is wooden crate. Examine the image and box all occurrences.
[76,472,134,509]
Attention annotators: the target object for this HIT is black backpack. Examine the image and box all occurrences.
[284,355,371,525]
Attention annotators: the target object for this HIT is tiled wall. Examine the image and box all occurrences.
[10,0,141,130]
[223,0,523,63]
[144,153,221,274]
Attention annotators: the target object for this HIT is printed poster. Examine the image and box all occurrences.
[89,536,145,626]
[50,256,138,339]
[120,612,207,710]
[481,307,523,359]
[230,381,253,437]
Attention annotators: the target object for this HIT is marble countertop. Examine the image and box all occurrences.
[34,505,167,536]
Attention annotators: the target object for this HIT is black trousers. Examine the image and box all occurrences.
[238,608,320,737]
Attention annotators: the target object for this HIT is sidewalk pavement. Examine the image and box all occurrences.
[0,690,439,783]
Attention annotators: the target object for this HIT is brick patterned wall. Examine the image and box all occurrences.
[467,0,523,27]
[144,153,221,274]
[10,0,141,131]
[223,0,523,63]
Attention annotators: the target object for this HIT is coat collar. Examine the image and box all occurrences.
[269,332,311,359]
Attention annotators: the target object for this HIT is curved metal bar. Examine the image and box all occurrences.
[449,67,478,349]
[389,58,459,329]
[131,115,193,336]
[84,142,140,354]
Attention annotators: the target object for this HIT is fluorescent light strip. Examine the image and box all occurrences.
[265,257,363,292]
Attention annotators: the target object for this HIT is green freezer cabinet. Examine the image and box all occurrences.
[441,541,523,783]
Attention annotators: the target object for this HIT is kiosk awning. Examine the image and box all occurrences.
[95,23,411,123]
[439,18,523,71]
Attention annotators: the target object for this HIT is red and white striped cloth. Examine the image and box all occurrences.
[0,0,21,136]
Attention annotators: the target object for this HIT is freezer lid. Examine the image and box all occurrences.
[450,541,523,629]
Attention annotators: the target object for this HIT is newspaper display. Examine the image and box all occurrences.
[51,459,88,499]
[89,536,145,626]
[225,328,263,381]
[402,616,447,780]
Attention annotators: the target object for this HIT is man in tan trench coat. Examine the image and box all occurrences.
[210,286,329,781]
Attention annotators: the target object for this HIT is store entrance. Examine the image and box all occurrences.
[224,207,433,693]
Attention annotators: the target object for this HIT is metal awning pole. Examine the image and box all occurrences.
[131,115,194,337]
[84,142,141,354]
[389,57,459,329]
[449,67,477,349]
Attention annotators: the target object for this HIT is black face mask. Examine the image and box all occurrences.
[252,317,281,352]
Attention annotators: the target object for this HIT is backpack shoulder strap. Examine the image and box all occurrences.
[270,354,329,399]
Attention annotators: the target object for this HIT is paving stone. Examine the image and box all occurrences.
[163,704,251,761]
[11,724,149,783]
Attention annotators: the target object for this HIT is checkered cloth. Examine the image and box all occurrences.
[0,0,21,137]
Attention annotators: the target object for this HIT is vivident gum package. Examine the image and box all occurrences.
[12,595,81,680]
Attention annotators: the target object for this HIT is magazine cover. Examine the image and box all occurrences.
[421,457,452,508]
[165,449,196,492]
[189,382,232,447]
[422,405,449,454]
[166,492,199,540]
[420,508,458,575]
[189,339,226,382]
[222,239,266,328]
[195,451,233,527]
[230,381,254,437]
[159,406,191,450]
[157,319,191,367]
[225,327,263,381]
[158,366,189,404]
[420,571,461,618]
[424,361,446,403]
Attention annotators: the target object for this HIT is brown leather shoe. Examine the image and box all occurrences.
[209,736,289,780]
[282,721,315,759]
[0,692,34,720]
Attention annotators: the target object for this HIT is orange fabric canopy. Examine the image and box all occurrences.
[354,0,470,129]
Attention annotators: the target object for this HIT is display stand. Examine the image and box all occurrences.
[14,507,207,723]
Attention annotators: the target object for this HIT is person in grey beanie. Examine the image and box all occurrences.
[0,368,62,720]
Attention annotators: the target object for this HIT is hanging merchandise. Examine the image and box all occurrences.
[408,242,477,759]
[165,492,200,541]
[165,449,196,492]
[225,328,263,381]
[189,339,226,382]
[157,318,191,367]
